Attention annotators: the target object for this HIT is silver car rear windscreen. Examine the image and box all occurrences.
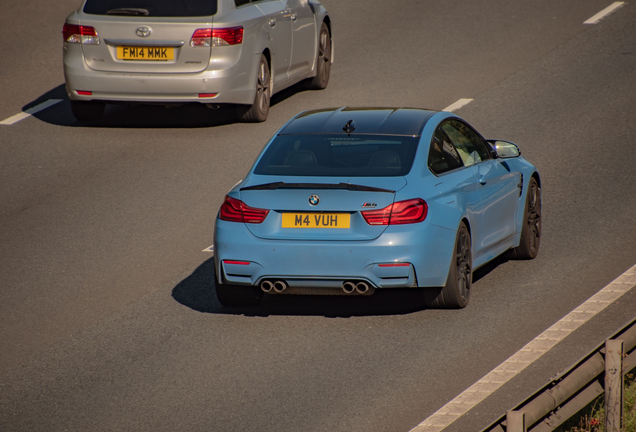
[83,0,218,17]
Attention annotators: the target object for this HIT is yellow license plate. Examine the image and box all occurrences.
[117,46,174,61]
[282,213,350,229]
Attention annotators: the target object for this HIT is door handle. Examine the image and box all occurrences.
[269,18,276,27]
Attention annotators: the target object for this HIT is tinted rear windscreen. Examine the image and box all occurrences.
[254,134,419,177]
[83,0,217,17]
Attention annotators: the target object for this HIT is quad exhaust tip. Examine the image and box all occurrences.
[342,280,371,294]
[342,281,356,294]
[262,280,372,295]
[260,280,287,293]
[260,280,274,293]
[273,280,287,293]
[355,281,370,294]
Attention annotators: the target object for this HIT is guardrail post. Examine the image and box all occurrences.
[506,410,526,432]
[604,339,624,432]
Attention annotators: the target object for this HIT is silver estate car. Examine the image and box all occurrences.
[63,0,332,122]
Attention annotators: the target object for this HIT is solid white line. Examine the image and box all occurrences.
[202,245,214,253]
[0,99,63,125]
[410,263,636,432]
[442,99,473,113]
[584,1,625,24]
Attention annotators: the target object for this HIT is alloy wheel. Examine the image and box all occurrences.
[456,229,472,302]
[257,60,270,114]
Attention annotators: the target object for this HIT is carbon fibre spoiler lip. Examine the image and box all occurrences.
[240,182,395,193]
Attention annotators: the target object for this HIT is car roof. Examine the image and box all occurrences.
[279,107,437,137]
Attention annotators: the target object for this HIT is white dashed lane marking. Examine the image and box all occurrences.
[442,99,474,113]
[584,1,625,24]
[0,99,63,125]
[410,263,636,432]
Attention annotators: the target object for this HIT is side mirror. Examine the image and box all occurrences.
[487,140,521,158]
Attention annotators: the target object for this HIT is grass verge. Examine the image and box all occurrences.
[554,372,635,432]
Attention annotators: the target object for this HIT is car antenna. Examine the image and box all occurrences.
[343,119,356,135]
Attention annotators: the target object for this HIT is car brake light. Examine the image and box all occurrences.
[219,195,269,224]
[63,24,100,45]
[362,198,428,225]
[377,263,411,267]
[190,27,243,47]
[223,260,250,265]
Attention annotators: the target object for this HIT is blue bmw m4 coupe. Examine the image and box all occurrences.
[213,107,541,308]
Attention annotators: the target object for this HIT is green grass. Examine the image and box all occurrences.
[554,373,636,432]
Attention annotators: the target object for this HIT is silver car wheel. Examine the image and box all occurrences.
[257,59,270,114]
[307,22,331,90]
[237,54,271,122]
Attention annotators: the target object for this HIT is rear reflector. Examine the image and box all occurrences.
[63,24,100,45]
[223,260,250,265]
[191,27,243,47]
[377,263,411,267]
[198,93,218,98]
[76,91,92,96]
[219,195,269,224]
[362,198,428,225]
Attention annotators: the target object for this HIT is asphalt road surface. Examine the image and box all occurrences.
[1,1,636,431]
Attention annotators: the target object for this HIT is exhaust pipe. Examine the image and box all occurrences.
[342,281,356,294]
[355,282,370,294]
[273,280,287,293]
[260,280,274,293]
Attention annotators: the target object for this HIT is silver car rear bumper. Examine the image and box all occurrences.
[63,45,257,105]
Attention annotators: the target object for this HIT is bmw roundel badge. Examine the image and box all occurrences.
[309,194,320,206]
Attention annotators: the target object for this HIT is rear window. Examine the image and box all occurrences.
[254,134,419,177]
[83,0,217,17]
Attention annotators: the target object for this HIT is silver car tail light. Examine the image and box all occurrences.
[190,27,243,47]
[63,24,100,45]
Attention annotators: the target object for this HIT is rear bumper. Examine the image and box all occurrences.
[63,46,257,105]
[213,219,456,289]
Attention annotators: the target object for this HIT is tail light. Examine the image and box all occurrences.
[362,198,428,225]
[63,24,100,45]
[190,27,243,47]
[219,196,269,224]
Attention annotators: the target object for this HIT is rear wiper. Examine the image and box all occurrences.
[106,8,150,16]
[241,182,394,193]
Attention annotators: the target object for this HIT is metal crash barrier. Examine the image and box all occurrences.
[483,318,636,432]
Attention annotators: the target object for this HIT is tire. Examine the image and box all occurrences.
[237,54,270,123]
[306,22,331,90]
[215,283,263,307]
[70,100,105,122]
[510,177,541,260]
[423,222,472,309]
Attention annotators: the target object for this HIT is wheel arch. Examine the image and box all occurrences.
[321,16,333,63]
[261,48,273,96]
[461,217,471,238]
[322,15,332,36]
[261,48,272,70]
